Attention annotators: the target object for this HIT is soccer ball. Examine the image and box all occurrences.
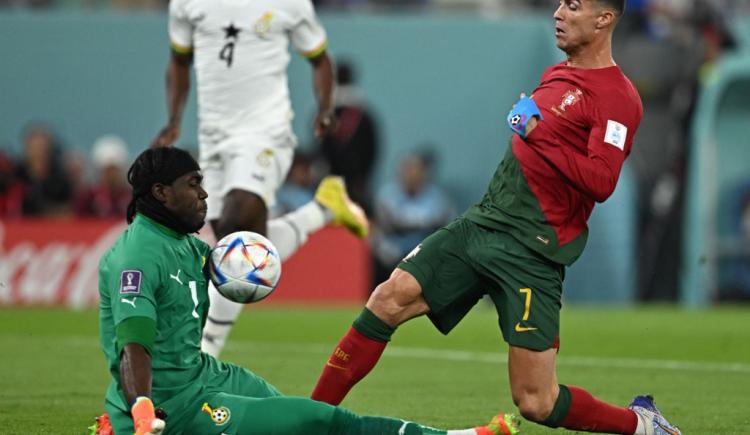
[209,231,282,303]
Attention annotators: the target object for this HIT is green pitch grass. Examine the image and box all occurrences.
[1,304,749,434]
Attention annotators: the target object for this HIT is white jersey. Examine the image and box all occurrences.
[169,0,327,139]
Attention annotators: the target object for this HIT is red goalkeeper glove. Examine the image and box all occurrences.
[131,397,165,435]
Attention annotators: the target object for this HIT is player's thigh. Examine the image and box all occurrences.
[473,230,564,351]
[205,137,294,220]
[397,217,485,334]
[189,394,337,435]
[208,360,284,399]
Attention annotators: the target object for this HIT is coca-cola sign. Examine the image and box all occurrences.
[0,220,370,307]
[0,220,124,308]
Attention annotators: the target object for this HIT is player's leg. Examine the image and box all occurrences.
[190,393,518,435]
[200,145,266,355]
[312,217,485,405]
[201,143,368,357]
[482,230,675,434]
[510,352,682,434]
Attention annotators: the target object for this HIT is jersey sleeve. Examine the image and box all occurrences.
[168,0,194,54]
[289,0,327,58]
[536,91,641,203]
[106,256,161,326]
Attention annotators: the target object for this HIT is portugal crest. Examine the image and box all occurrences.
[202,402,231,426]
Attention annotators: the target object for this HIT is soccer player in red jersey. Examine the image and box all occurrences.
[311,1,681,434]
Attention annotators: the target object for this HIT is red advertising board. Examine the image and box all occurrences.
[0,219,371,307]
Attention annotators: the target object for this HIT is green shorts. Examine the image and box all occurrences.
[106,357,285,434]
[398,216,564,351]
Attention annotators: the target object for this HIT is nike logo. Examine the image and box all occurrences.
[515,323,538,332]
[325,361,348,370]
[121,298,137,308]
[170,269,183,285]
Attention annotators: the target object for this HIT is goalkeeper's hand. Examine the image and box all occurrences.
[131,397,165,435]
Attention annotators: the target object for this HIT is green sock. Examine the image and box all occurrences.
[352,308,396,342]
[542,384,572,428]
[331,408,447,435]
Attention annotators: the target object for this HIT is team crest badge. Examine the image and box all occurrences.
[551,88,583,116]
[256,148,274,167]
[254,12,273,38]
[202,402,231,426]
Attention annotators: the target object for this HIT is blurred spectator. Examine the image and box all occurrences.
[318,60,379,213]
[371,149,455,285]
[0,151,23,218]
[65,149,90,195]
[627,0,738,300]
[74,135,131,219]
[273,151,318,217]
[16,124,73,217]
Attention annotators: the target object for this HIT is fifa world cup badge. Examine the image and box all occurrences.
[202,403,231,426]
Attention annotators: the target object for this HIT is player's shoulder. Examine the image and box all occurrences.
[606,68,643,114]
[271,0,317,15]
[107,220,171,264]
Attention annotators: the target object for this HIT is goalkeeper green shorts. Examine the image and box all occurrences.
[105,360,283,434]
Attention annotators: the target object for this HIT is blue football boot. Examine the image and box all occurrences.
[628,395,681,435]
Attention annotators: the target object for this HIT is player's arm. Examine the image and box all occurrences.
[151,50,192,148]
[308,50,335,139]
[117,317,164,434]
[152,0,194,148]
[292,0,335,138]
[537,121,629,202]
[530,94,639,203]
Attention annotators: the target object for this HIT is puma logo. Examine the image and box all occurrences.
[121,298,137,308]
[170,269,184,285]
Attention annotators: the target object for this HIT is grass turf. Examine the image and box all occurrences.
[0,304,749,434]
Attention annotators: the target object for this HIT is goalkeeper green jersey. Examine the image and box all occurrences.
[99,214,211,412]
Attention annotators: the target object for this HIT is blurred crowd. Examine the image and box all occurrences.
[0,61,457,290]
[3,0,750,13]
[0,124,131,219]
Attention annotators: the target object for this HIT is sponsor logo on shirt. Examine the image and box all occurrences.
[550,88,583,117]
[604,120,628,151]
[119,270,142,294]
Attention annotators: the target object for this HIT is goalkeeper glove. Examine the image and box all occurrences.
[131,397,165,435]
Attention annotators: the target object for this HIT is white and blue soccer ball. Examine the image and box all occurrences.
[209,231,282,303]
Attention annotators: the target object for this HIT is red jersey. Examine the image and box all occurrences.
[465,62,643,265]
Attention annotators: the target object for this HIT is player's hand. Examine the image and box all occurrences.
[131,397,165,435]
[314,109,337,139]
[150,123,180,148]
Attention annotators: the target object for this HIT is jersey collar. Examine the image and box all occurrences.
[135,213,187,240]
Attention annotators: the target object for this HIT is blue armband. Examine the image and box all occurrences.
[507,96,543,138]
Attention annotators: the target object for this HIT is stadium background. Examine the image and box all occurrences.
[1,1,750,433]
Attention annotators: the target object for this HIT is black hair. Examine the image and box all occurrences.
[596,0,625,16]
[126,147,200,225]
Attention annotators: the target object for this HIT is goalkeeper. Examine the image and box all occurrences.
[92,146,519,435]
